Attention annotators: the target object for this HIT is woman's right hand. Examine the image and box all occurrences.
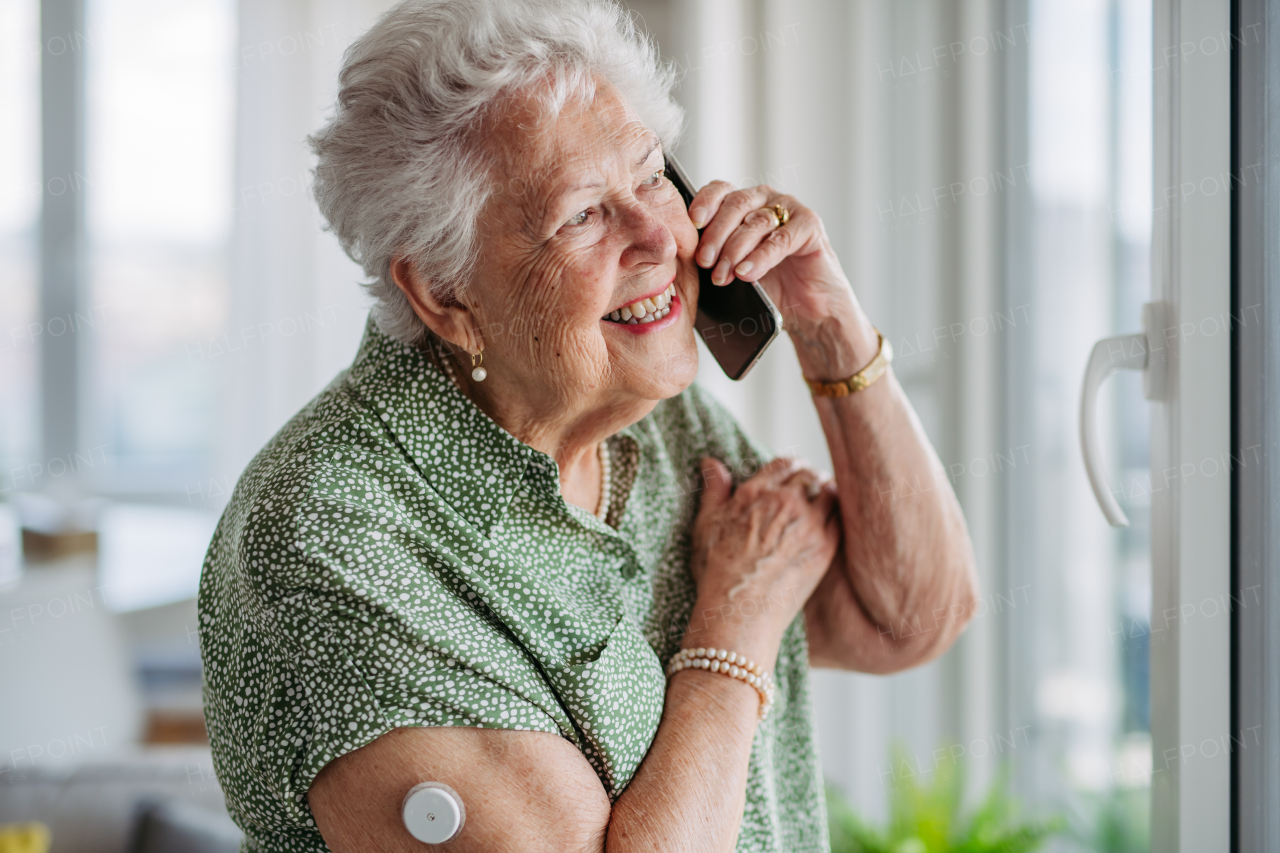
[685,457,841,669]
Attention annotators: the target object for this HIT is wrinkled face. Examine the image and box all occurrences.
[459,80,700,426]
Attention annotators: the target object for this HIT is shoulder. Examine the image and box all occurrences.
[232,372,382,495]
[227,376,391,503]
[203,375,425,598]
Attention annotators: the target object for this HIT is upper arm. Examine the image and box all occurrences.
[310,726,612,853]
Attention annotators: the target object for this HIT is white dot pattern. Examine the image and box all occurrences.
[198,318,829,852]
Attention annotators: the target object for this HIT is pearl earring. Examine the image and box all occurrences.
[470,350,487,382]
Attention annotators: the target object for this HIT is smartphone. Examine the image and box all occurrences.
[664,155,782,380]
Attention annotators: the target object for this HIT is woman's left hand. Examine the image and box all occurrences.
[687,182,856,336]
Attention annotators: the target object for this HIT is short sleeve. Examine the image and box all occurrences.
[244,585,561,829]
[203,462,565,835]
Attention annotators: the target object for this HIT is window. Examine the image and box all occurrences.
[84,0,235,495]
[1012,0,1152,835]
[647,0,1158,843]
[0,0,41,490]
[2,0,234,501]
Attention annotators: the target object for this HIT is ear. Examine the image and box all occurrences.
[389,257,484,353]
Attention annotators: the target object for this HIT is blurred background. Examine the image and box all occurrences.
[0,0,1156,850]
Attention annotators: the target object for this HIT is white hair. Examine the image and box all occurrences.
[309,0,684,346]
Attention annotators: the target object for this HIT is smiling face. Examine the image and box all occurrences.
[445,79,701,442]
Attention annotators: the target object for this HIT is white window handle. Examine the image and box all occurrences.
[1078,302,1168,527]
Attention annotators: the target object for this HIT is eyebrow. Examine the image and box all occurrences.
[540,137,665,228]
[560,138,662,194]
[636,138,661,168]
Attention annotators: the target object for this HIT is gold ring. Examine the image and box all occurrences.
[768,203,791,227]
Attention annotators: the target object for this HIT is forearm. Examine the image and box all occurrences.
[791,304,978,662]
[606,611,770,853]
[604,448,839,850]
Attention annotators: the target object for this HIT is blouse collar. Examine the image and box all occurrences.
[343,317,538,538]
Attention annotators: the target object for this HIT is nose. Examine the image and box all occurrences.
[618,200,676,269]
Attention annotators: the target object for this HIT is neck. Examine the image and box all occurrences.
[433,339,652,511]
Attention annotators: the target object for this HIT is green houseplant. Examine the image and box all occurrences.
[1067,786,1149,853]
[827,744,1065,853]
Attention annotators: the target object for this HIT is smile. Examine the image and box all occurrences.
[602,283,676,325]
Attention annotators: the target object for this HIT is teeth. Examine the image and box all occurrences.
[603,283,677,323]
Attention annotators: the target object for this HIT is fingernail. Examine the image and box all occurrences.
[689,209,705,228]
[736,260,753,277]
[698,247,714,267]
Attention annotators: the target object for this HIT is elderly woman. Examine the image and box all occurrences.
[199,0,976,851]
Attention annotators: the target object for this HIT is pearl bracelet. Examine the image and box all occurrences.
[666,647,776,721]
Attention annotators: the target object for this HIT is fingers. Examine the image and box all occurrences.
[712,206,787,285]
[690,454,841,623]
[694,185,773,274]
[705,457,834,533]
[687,180,735,230]
[698,457,733,513]
[772,474,840,582]
[782,465,823,499]
[820,478,840,512]
[691,185,818,287]
[739,457,805,495]
[728,194,807,277]
[780,461,837,503]
[822,503,842,554]
[812,485,839,525]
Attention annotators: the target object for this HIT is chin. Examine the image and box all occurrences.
[641,340,700,400]
[597,299,700,400]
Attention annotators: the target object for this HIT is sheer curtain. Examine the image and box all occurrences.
[224,0,393,480]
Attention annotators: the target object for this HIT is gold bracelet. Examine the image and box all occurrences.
[803,328,893,397]
[666,647,775,720]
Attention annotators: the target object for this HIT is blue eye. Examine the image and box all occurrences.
[644,169,665,186]
[566,210,589,226]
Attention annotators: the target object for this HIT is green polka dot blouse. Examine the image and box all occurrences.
[198,317,829,852]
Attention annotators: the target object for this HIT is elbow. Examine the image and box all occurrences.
[865,549,980,675]
[951,521,981,632]
[909,497,980,654]
[826,505,979,675]
[949,542,980,634]
[913,541,980,667]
